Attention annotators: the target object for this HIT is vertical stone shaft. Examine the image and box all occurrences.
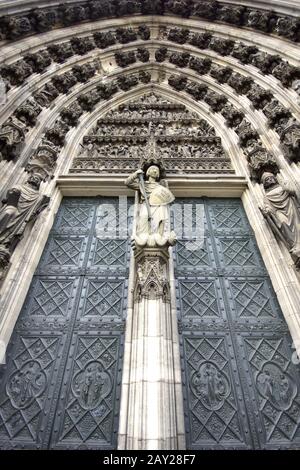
[122,247,179,449]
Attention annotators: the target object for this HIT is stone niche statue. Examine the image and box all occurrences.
[0,174,50,251]
[125,164,176,248]
[260,172,300,268]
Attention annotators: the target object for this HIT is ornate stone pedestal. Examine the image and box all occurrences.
[121,246,179,449]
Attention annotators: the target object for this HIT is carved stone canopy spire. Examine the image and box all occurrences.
[139,133,167,178]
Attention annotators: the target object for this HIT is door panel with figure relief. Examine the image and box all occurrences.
[0,197,132,449]
[174,198,300,449]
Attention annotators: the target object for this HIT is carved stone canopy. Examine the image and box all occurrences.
[134,247,170,302]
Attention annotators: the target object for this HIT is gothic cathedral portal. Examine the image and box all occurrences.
[1,2,300,449]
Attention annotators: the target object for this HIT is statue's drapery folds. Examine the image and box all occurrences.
[125,165,176,248]
[0,175,50,280]
[260,172,300,268]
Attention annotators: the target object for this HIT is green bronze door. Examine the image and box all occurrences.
[0,197,132,449]
[174,198,300,449]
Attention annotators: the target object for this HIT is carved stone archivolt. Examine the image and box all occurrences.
[0,20,299,171]
[72,92,233,175]
[1,1,299,43]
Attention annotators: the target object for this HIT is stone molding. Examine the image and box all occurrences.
[0,1,300,44]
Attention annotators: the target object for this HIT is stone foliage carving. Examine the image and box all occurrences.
[221,105,244,128]
[115,51,136,68]
[165,0,191,17]
[210,65,232,84]
[168,74,229,113]
[168,75,187,91]
[97,82,118,99]
[89,0,116,18]
[0,117,26,161]
[218,5,245,25]
[166,28,298,89]
[25,140,59,181]
[29,8,57,33]
[138,71,151,84]
[93,31,116,48]
[235,119,260,151]
[227,73,253,95]
[168,27,189,44]
[169,52,190,68]
[1,22,299,98]
[0,14,34,40]
[47,43,74,63]
[77,89,100,111]
[59,4,89,26]
[231,43,258,64]
[0,60,32,87]
[189,57,212,75]
[138,24,151,40]
[137,48,150,63]
[260,173,300,268]
[272,62,300,88]
[0,1,299,43]
[34,83,59,107]
[249,52,281,75]
[263,100,292,128]
[189,32,212,49]
[280,121,300,163]
[155,47,168,63]
[274,16,300,40]
[23,51,51,74]
[60,102,84,127]
[209,37,234,56]
[117,75,139,91]
[116,27,137,44]
[247,146,279,181]
[185,82,208,101]
[15,98,42,127]
[72,63,96,83]
[246,85,272,110]
[52,72,77,94]
[45,120,69,147]
[70,37,95,55]
[154,47,296,147]
[203,91,227,112]
[246,9,272,32]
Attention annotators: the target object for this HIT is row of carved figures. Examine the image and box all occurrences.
[0,169,299,284]
[101,110,198,120]
[78,141,225,160]
[93,123,214,137]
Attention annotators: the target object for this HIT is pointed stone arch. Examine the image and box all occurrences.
[0,5,300,449]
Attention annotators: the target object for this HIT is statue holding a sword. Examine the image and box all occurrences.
[125,164,176,248]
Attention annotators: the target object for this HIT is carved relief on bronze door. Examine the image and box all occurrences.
[174,198,300,449]
[0,197,132,449]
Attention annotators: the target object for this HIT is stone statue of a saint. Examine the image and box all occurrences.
[125,164,176,247]
[0,174,50,249]
[260,172,300,268]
